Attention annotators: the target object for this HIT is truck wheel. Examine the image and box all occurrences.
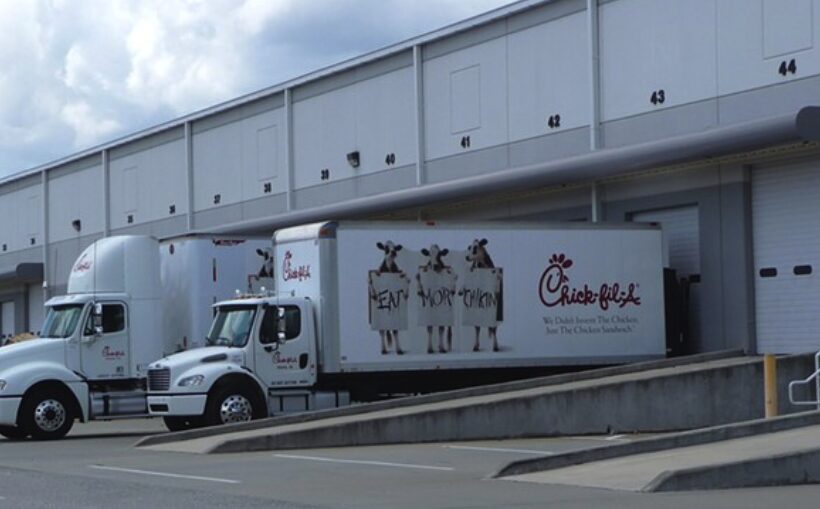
[19,390,75,440]
[162,416,203,432]
[0,426,28,440]
[205,387,259,426]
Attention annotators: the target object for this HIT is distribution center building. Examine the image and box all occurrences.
[0,0,819,355]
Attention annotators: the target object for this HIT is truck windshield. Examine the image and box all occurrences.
[206,306,257,347]
[41,305,85,338]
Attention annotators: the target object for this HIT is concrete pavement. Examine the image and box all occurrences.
[4,419,820,508]
[496,409,820,477]
[505,424,820,492]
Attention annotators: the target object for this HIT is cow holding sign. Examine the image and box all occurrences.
[368,241,410,355]
[461,239,504,352]
[416,244,457,353]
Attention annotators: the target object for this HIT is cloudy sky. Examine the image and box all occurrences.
[0,0,512,178]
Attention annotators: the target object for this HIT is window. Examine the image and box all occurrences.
[84,303,126,335]
[42,305,84,338]
[206,306,256,347]
[102,305,126,333]
[259,306,301,344]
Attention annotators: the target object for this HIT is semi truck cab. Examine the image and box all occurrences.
[0,234,269,440]
[146,295,346,430]
[0,236,164,440]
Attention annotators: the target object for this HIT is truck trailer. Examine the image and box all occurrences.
[146,221,668,430]
[0,235,272,439]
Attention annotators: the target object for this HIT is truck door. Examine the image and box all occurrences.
[253,303,317,388]
[80,302,131,379]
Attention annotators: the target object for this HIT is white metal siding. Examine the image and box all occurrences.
[600,0,718,122]
[293,83,356,189]
[110,139,186,226]
[507,10,590,141]
[753,160,820,353]
[424,36,508,160]
[23,192,41,245]
[0,194,11,254]
[633,206,701,345]
[0,187,43,251]
[718,0,820,95]
[48,166,103,242]
[293,67,415,189]
[238,109,286,201]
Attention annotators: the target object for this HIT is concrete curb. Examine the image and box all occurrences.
[644,446,820,492]
[494,409,820,479]
[136,349,743,448]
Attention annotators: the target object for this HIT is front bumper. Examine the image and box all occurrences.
[0,397,22,426]
[147,394,207,416]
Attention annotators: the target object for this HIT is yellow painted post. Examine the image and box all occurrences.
[764,354,778,418]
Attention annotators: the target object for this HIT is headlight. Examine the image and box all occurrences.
[178,374,205,387]
[0,380,6,391]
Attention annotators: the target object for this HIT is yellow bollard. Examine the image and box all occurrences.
[764,354,778,418]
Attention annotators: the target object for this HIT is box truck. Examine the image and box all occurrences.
[146,221,668,431]
[0,235,272,439]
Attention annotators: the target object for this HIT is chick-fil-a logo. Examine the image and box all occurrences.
[72,253,92,273]
[102,346,126,360]
[538,253,641,311]
[282,250,312,282]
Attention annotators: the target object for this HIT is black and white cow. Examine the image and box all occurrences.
[373,241,406,355]
[418,244,454,354]
[465,238,502,352]
[376,241,402,274]
[256,248,274,278]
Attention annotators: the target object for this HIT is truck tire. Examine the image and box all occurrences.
[0,426,28,440]
[163,416,203,432]
[204,386,260,427]
[18,390,75,440]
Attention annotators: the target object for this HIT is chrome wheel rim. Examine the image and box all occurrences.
[34,399,66,432]
[219,395,253,424]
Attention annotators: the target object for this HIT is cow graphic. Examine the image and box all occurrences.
[368,241,409,355]
[256,248,274,278]
[416,244,456,353]
[461,238,503,352]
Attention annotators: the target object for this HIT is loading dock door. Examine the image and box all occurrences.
[632,206,701,347]
[753,160,820,353]
[1,301,15,338]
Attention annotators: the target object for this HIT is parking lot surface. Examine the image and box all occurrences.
[1,419,819,508]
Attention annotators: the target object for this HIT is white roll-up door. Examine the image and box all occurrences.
[632,206,701,344]
[1,301,15,338]
[753,160,820,353]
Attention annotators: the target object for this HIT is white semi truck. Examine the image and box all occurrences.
[0,235,271,439]
[146,221,669,430]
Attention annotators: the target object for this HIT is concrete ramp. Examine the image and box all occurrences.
[139,353,816,454]
[504,425,820,492]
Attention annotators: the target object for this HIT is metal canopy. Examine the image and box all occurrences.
[201,106,820,235]
[0,263,44,285]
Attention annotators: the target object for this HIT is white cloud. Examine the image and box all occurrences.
[59,101,121,148]
[0,0,513,176]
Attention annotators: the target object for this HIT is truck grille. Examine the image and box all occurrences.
[148,368,171,391]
